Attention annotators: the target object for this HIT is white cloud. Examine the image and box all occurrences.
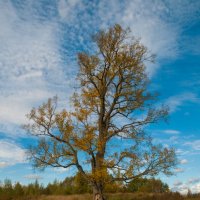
[180,159,188,164]
[173,180,183,187]
[86,0,183,76]
[0,140,26,167]
[165,92,199,113]
[24,174,43,180]
[0,90,52,124]
[169,136,178,142]
[188,178,200,185]
[0,1,74,137]
[163,130,180,134]
[120,1,179,76]
[53,167,69,174]
[176,149,190,156]
[172,184,188,194]
[191,183,200,193]
[0,161,9,168]
[174,168,184,173]
[59,0,200,77]
[58,0,81,21]
[173,178,200,194]
[185,140,200,151]
[172,180,189,194]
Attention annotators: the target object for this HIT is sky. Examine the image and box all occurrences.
[0,0,200,194]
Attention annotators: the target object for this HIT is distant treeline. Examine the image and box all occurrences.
[0,173,197,200]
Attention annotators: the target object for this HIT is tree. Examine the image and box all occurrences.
[14,182,24,197]
[24,24,177,200]
[73,172,91,194]
[25,180,42,196]
[127,178,169,193]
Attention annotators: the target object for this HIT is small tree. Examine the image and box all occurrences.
[127,178,169,193]
[187,189,192,198]
[3,179,13,197]
[25,24,176,200]
[14,182,24,197]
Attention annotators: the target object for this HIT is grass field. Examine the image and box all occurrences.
[1,192,200,200]
[36,193,200,200]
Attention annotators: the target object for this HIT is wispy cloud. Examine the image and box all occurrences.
[163,130,180,134]
[0,1,74,137]
[173,180,183,187]
[58,0,82,21]
[0,161,10,168]
[188,178,200,185]
[165,92,199,113]
[179,159,188,164]
[173,177,200,194]
[172,185,188,194]
[24,174,43,180]
[53,167,69,174]
[172,180,188,194]
[176,148,192,156]
[190,183,200,193]
[0,140,26,167]
[174,168,184,173]
[185,140,200,151]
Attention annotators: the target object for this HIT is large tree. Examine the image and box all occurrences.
[25,24,176,200]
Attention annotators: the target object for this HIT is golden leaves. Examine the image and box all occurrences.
[74,126,96,152]
[55,110,74,139]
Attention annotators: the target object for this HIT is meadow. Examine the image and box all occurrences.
[1,192,200,200]
[38,193,200,200]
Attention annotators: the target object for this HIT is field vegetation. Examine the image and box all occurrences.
[0,175,199,200]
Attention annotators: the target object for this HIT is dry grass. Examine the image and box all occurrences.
[37,193,200,200]
[1,193,200,200]
[39,194,92,200]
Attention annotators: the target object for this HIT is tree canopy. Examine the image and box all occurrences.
[25,24,177,200]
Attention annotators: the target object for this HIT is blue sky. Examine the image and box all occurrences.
[0,0,200,194]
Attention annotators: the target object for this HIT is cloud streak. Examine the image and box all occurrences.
[165,92,200,113]
[163,130,180,134]
[24,174,43,180]
[0,140,26,167]
[185,140,200,151]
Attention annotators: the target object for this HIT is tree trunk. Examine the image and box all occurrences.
[93,185,106,200]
